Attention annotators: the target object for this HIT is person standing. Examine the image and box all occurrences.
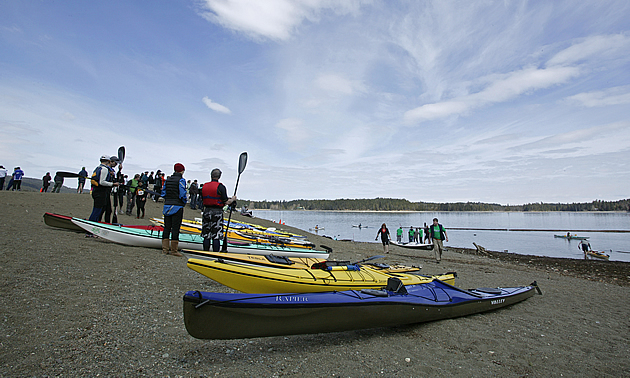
[88,155,119,222]
[201,168,236,252]
[396,226,403,243]
[423,222,430,244]
[153,170,162,201]
[113,165,125,214]
[0,165,7,190]
[125,174,140,215]
[135,181,148,219]
[77,167,88,193]
[408,226,415,243]
[375,223,391,254]
[189,179,199,210]
[12,167,24,191]
[430,218,448,263]
[51,172,64,193]
[42,172,52,192]
[102,156,119,223]
[161,163,187,256]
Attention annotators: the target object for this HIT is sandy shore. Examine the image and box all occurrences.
[1,191,628,377]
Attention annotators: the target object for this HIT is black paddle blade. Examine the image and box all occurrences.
[118,146,126,164]
[238,152,248,174]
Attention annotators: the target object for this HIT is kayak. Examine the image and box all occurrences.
[71,218,330,259]
[585,250,610,261]
[180,249,421,273]
[43,213,163,233]
[186,257,455,293]
[183,279,541,339]
[391,241,434,250]
[149,218,315,248]
[554,234,589,240]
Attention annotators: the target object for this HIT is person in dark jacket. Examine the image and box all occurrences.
[375,223,391,254]
[77,167,88,193]
[88,155,119,222]
[135,181,148,219]
[51,172,64,193]
[161,163,187,256]
[201,169,236,252]
[42,172,52,192]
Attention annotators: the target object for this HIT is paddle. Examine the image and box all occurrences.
[352,255,385,265]
[118,146,125,164]
[112,146,125,223]
[221,152,248,252]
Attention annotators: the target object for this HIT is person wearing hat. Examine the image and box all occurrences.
[161,163,187,256]
[201,168,236,252]
[88,155,119,222]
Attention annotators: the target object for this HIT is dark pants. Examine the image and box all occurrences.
[125,192,136,215]
[136,200,146,218]
[89,189,111,222]
[0,177,4,190]
[12,180,21,191]
[162,208,183,241]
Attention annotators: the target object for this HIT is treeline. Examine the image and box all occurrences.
[243,198,630,212]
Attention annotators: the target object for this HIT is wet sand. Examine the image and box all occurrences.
[1,191,628,377]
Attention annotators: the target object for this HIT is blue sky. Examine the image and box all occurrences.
[1,0,629,204]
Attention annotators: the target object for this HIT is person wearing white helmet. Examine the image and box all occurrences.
[88,155,119,223]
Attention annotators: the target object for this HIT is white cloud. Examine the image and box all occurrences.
[196,0,367,41]
[547,34,630,67]
[315,74,357,95]
[404,66,580,123]
[202,97,232,114]
[565,85,630,107]
[275,117,312,146]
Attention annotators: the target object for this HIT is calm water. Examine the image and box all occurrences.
[253,210,630,262]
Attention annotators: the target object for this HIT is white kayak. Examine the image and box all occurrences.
[72,218,330,259]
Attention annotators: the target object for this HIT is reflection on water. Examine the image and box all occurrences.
[254,210,630,262]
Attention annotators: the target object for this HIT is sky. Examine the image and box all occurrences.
[1,0,629,205]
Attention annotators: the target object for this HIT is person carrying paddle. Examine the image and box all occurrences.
[201,168,236,252]
[88,155,119,222]
[161,163,187,256]
[430,218,448,263]
[375,223,391,254]
[51,172,64,193]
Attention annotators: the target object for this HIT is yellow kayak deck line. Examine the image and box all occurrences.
[187,257,456,294]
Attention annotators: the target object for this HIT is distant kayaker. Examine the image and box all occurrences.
[375,223,391,254]
[430,218,449,264]
[201,168,236,252]
[161,163,187,257]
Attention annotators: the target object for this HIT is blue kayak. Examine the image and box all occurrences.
[183,279,541,339]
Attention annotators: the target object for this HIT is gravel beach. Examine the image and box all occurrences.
[1,191,629,377]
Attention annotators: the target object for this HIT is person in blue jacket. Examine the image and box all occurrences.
[12,167,24,191]
[161,163,187,257]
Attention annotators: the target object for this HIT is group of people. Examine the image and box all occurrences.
[395,224,431,244]
[85,154,236,258]
[0,166,25,191]
[376,218,449,263]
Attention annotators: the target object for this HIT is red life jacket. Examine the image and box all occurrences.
[202,181,223,207]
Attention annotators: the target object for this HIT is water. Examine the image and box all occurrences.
[253,210,630,262]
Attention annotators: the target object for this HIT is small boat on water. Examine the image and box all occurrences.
[391,241,433,250]
[182,279,541,339]
[554,234,589,240]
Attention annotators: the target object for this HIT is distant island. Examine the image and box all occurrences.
[243,198,630,212]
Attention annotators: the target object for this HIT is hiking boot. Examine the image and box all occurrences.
[161,239,170,255]
[170,240,183,257]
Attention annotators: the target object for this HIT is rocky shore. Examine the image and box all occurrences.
[1,192,628,377]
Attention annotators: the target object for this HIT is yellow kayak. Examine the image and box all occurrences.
[181,249,421,273]
[187,257,456,294]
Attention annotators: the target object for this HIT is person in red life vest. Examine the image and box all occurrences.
[161,163,187,256]
[201,168,236,252]
[430,218,449,263]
